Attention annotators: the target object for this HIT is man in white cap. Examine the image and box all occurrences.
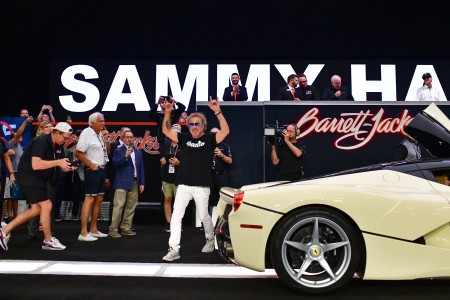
[0,122,77,251]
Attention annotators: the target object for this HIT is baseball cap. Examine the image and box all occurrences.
[422,72,432,79]
[172,124,182,133]
[54,122,73,134]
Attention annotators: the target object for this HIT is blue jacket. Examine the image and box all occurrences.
[112,145,145,190]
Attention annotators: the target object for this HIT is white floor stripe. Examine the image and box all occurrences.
[0,260,278,278]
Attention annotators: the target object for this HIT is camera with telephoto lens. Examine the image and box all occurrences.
[264,120,287,145]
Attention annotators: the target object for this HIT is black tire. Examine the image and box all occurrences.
[270,207,361,294]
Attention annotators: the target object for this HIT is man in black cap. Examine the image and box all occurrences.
[415,72,442,101]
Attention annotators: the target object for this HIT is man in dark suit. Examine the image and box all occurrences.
[275,74,301,100]
[105,127,130,222]
[108,129,145,238]
[222,73,248,101]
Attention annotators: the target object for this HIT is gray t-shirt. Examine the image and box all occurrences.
[9,139,24,172]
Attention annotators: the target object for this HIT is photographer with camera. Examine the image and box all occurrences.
[270,124,306,181]
[37,105,56,123]
[1,122,76,251]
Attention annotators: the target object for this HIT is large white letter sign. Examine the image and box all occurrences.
[351,64,397,101]
[246,64,271,101]
[155,64,208,107]
[102,65,150,111]
[59,65,100,112]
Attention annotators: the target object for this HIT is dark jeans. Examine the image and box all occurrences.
[208,171,229,215]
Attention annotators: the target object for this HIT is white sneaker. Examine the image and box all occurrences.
[78,234,98,242]
[42,237,66,250]
[0,227,10,251]
[162,247,180,261]
[202,237,215,253]
[89,231,108,238]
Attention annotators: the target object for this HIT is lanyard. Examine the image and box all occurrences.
[96,133,109,163]
[169,143,178,157]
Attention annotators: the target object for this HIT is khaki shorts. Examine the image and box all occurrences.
[162,181,177,197]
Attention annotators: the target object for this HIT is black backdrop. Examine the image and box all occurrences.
[2,1,450,116]
[2,1,450,204]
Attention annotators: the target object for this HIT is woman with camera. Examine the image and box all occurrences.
[37,105,56,123]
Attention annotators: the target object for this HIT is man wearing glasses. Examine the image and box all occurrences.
[297,73,320,100]
[1,122,76,251]
[161,96,230,261]
[108,130,145,238]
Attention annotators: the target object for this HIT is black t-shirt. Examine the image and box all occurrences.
[160,139,182,183]
[212,142,232,173]
[275,140,306,181]
[17,134,65,187]
[297,85,320,100]
[175,132,217,187]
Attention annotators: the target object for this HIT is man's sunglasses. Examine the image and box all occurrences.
[188,122,201,128]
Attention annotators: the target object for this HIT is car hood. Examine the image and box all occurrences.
[405,103,450,158]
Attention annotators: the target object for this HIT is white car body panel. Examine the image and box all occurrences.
[218,170,450,277]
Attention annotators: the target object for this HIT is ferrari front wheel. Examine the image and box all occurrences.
[270,207,361,294]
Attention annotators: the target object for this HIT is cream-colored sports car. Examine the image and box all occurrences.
[215,103,450,294]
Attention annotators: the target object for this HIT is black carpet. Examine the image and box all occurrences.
[2,221,450,299]
[1,220,226,264]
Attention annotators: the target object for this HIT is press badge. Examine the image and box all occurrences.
[168,164,175,174]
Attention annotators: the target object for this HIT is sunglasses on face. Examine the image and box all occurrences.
[188,122,201,128]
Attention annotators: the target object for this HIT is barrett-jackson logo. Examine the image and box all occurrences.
[297,107,413,150]
[64,130,160,155]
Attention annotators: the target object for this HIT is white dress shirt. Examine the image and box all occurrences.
[416,85,441,101]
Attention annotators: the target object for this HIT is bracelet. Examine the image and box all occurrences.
[215,111,222,116]
[221,154,224,158]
